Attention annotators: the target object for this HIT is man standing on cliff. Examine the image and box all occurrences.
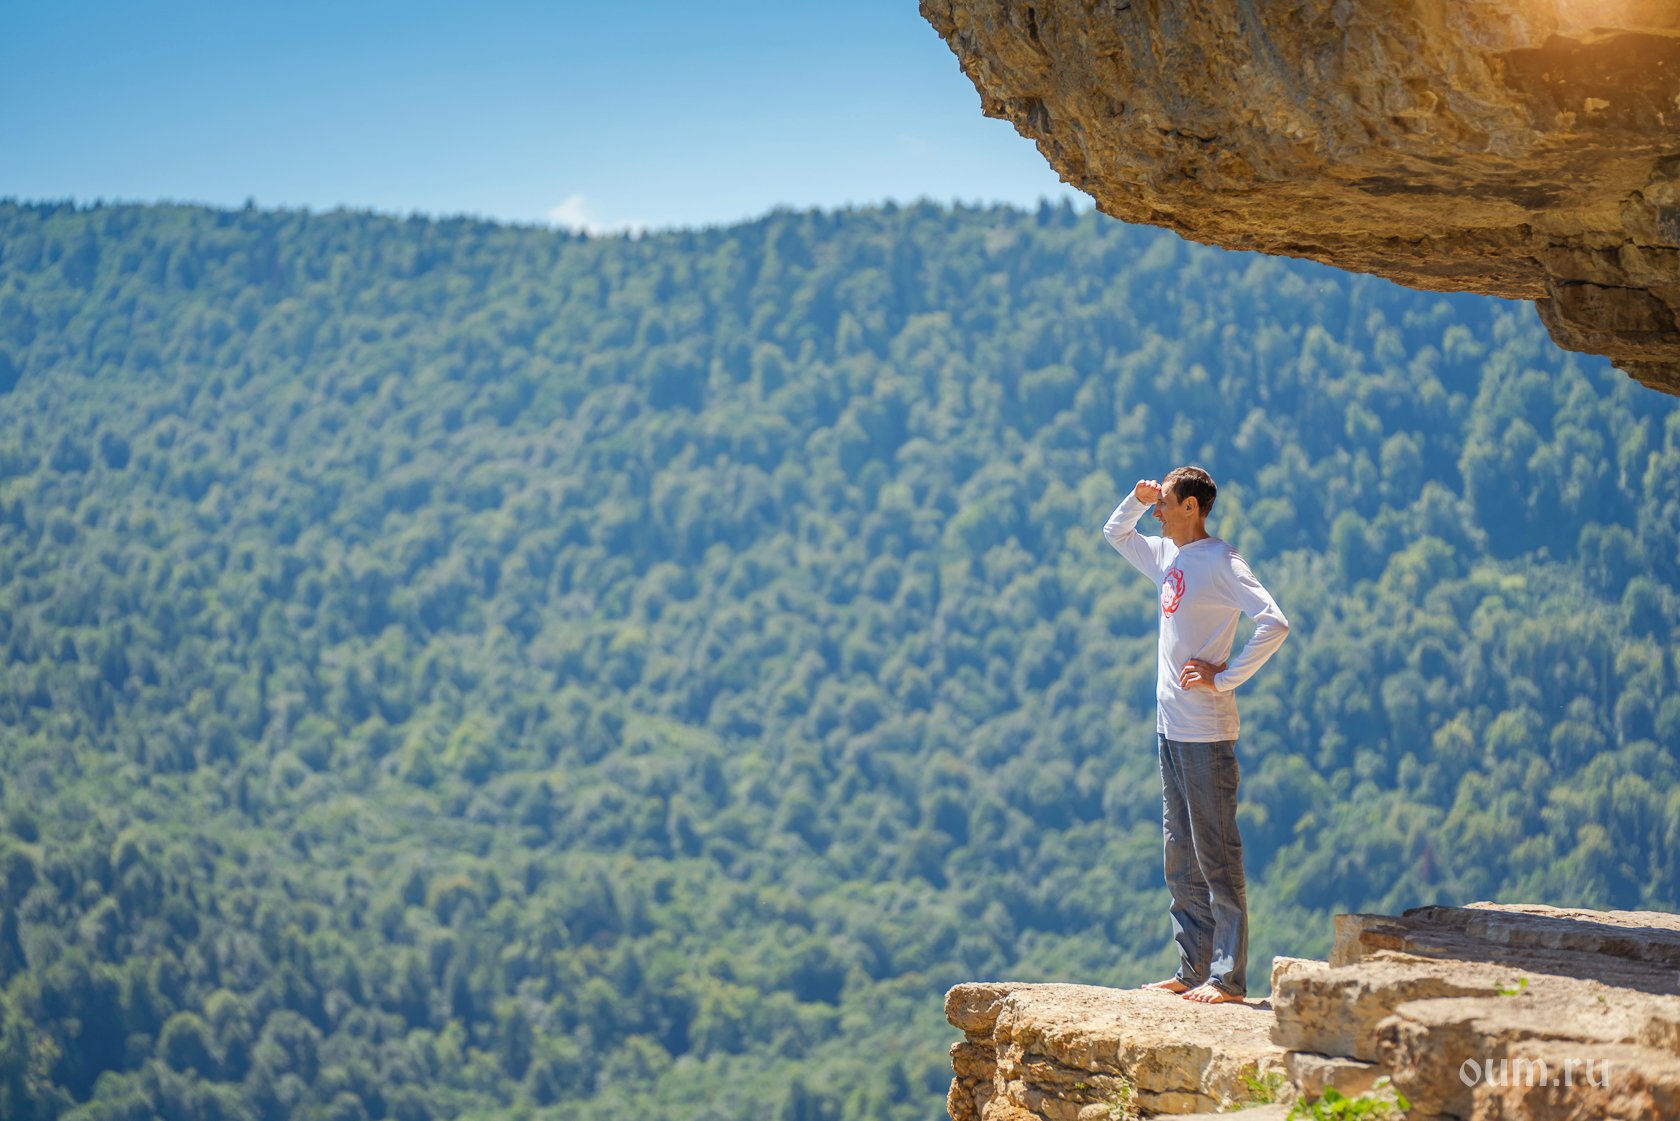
[1103,467,1290,1004]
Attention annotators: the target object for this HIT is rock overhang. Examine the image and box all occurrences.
[922,0,1680,395]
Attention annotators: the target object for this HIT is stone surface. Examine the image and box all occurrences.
[1283,1050,1385,1099]
[1174,1108,1289,1121]
[1333,902,1680,995]
[1270,952,1618,1062]
[1283,902,1680,1120]
[945,903,1680,1120]
[921,0,1680,394]
[1378,995,1680,1119]
[1277,958,1680,1114]
[943,981,1289,1118]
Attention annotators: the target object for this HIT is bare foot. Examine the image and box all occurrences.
[1182,982,1245,1004]
[1141,978,1190,993]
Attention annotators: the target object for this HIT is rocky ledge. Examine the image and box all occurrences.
[922,1,1680,395]
[944,902,1680,1120]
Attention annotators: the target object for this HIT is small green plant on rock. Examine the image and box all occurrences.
[1071,1075,1138,1121]
[1494,977,1528,997]
[1285,1076,1409,1120]
[1240,1068,1288,1105]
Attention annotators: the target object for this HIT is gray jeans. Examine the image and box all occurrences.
[1158,734,1248,997]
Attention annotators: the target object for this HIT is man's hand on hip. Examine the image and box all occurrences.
[1179,658,1227,692]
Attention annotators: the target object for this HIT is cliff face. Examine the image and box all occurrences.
[921,0,1680,395]
[944,902,1680,1120]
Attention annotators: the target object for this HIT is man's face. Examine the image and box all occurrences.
[1153,485,1199,538]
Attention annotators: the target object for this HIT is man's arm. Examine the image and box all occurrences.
[1103,480,1168,582]
[1211,554,1289,692]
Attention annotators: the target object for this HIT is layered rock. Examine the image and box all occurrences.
[944,902,1680,1119]
[1304,903,1680,1120]
[945,981,1289,1118]
[921,0,1680,395]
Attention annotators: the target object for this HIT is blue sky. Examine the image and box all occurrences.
[3,0,1083,231]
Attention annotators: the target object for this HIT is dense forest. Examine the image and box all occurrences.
[0,197,1675,1121]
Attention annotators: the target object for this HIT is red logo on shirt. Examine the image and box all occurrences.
[1161,567,1185,617]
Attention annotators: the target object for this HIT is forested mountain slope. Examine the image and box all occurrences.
[0,198,1675,1121]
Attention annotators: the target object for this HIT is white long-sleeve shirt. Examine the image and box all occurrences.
[1103,493,1290,742]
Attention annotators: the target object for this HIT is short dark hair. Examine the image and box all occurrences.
[1162,466,1216,518]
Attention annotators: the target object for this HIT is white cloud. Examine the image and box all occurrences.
[544,193,648,235]
[896,133,934,159]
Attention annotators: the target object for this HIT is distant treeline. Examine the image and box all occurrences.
[0,197,1675,1121]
